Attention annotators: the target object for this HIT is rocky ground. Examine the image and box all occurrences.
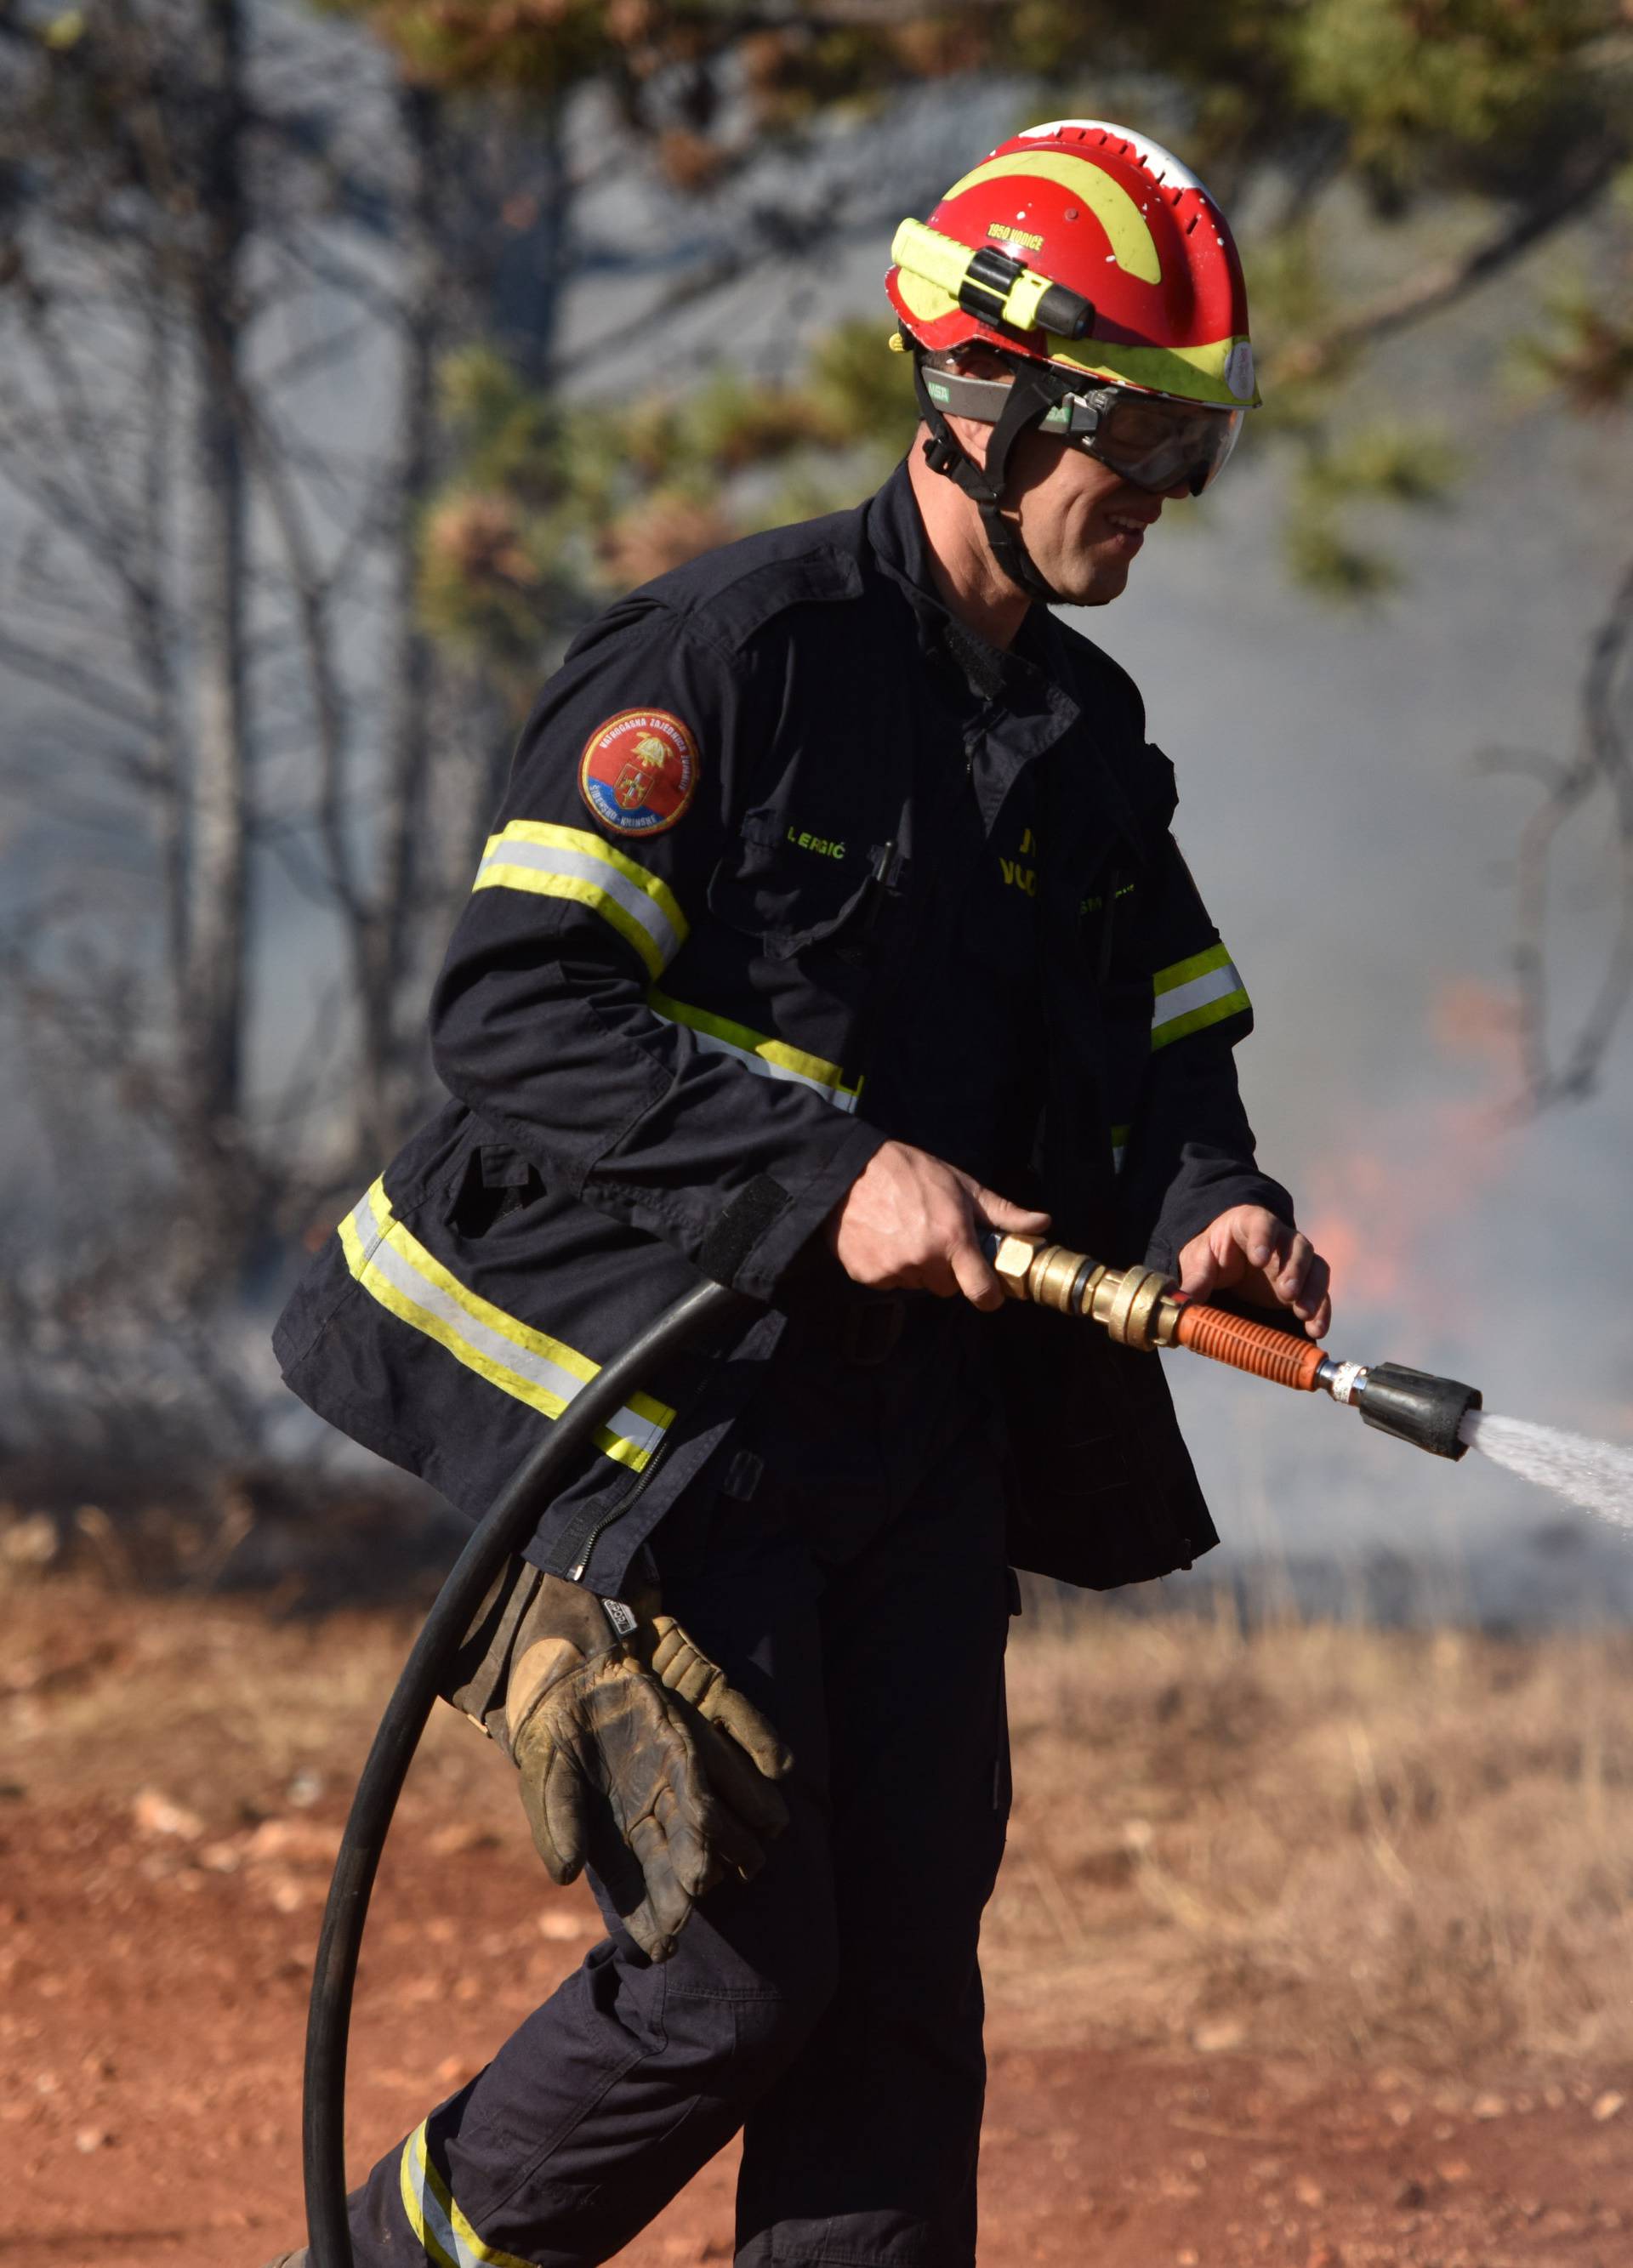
[6,1577,1632,2266]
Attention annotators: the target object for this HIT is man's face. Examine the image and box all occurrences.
[999,422,1190,607]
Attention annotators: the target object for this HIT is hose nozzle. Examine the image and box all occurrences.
[983,1230,1483,1463]
[1323,1358,1482,1462]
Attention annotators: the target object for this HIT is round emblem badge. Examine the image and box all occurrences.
[578,708,700,838]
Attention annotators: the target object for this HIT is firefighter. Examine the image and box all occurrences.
[266,120,1330,2268]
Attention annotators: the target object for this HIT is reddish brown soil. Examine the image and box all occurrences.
[7,1795,1630,2268]
[5,1582,1632,2267]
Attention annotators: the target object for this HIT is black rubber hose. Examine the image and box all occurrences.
[302,1276,754,2268]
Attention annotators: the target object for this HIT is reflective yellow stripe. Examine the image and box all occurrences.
[474,820,687,980]
[940,151,1162,283]
[339,1179,673,1470]
[400,2121,536,2268]
[1150,942,1249,1050]
[1045,333,1256,412]
[647,987,861,1112]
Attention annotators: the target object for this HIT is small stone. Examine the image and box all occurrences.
[1192,2018,1246,2054]
[1437,2159,1471,2184]
[243,1817,341,1865]
[1294,2176,1324,2207]
[538,1909,595,1940]
[1591,2090,1625,2123]
[1178,2252,1200,2265]
[428,1822,499,1858]
[74,2126,111,2153]
[1395,2179,1429,2210]
[1471,2093,1507,2119]
[1387,2102,1414,2128]
[132,1788,204,1841]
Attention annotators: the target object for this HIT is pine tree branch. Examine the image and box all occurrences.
[1491,550,1633,1107]
[1275,150,1623,386]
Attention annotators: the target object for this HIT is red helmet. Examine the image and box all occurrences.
[886,119,1258,412]
[885,122,1257,599]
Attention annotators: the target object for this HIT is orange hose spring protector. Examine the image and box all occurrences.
[1171,1299,1325,1390]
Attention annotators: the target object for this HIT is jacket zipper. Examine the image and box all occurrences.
[1096,864,1126,983]
[566,1434,672,1583]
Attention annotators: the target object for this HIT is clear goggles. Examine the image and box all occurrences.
[922,366,1245,497]
[1041,381,1245,497]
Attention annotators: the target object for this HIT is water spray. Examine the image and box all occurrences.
[982,1232,1482,1462]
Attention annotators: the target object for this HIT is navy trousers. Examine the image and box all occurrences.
[347,1301,1016,2267]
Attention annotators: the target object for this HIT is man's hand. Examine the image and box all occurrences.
[1177,1205,1332,1340]
[827,1140,1050,1310]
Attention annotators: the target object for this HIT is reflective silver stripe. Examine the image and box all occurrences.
[341,1188,669,1469]
[1153,960,1243,1028]
[476,834,684,971]
[1150,943,1249,1049]
[648,1007,860,1112]
[400,2120,533,2268]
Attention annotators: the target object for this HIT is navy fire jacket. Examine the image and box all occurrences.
[274,462,1294,1594]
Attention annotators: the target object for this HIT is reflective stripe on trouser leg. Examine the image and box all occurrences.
[398,2121,538,2268]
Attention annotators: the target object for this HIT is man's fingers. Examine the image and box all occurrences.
[950,1233,1004,1311]
[970,1183,1051,1235]
[1273,1231,1312,1301]
[1177,1229,1227,1298]
[1232,1208,1288,1272]
[1294,1254,1332,1337]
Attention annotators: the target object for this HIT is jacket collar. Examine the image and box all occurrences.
[860,460,1149,858]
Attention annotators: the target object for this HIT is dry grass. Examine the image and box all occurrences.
[9,1573,1633,2077]
[988,1606,1633,2070]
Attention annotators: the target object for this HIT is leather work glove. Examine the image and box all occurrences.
[449,1567,792,1962]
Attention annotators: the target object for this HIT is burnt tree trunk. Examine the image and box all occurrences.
[350,80,444,1168]
[182,0,251,1209]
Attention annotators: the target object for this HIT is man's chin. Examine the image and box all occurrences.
[1050,556,1133,608]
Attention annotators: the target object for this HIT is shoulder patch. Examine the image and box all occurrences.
[578,708,700,837]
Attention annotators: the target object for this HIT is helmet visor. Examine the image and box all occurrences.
[1047,384,1244,497]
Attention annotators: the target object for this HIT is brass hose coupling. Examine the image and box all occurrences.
[986,1232,1181,1352]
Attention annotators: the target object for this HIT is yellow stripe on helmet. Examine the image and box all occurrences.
[939,151,1162,285]
[1048,332,1260,411]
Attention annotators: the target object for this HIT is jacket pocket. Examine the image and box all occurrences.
[706,818,887,963]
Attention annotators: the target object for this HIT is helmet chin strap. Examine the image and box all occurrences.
[912,346,1067,605]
